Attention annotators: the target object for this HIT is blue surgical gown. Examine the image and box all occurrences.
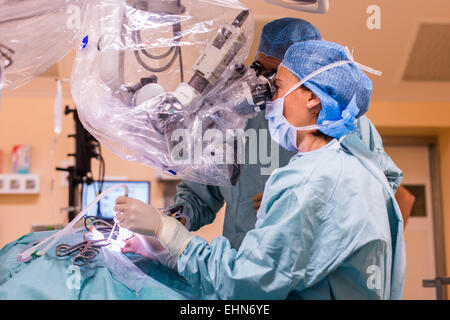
[173,113,402,249]
[177,139,406,299]
[173,111,297,249]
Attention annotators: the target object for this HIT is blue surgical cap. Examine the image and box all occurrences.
[281,40,374,138]
[257,18,321,61]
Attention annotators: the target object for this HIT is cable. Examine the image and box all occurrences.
[176,39,184,83]
[132,44,179,73]
[98,144,105,194]
[84,216,114,230]
[0,43,14,68]
[135,29,175,60]
[131,28,179,72]
[129,16,185,82]
[80,177,84,217]
[95,143,105,218]
[172,18,184,83]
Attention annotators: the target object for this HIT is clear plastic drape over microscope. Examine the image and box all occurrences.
[0,0,88,88]
[1,0,274,186]
[71,0,265,186]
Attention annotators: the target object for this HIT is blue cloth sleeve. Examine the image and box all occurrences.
[176,186,300,299]
[357,116,403,192]
[172,180,225,231]
[176,165,347,299]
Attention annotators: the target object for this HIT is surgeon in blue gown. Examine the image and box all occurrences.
[115,40,406,300]
[166,17,403,253]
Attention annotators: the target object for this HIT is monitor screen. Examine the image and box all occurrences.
[81,180,150,220]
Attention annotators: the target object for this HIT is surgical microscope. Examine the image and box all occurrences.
[95,0,276,185]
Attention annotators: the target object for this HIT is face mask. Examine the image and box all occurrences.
[265,58,364,151]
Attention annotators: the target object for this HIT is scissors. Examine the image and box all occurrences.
[55,232,110,266]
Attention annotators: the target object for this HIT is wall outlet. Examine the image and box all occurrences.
[0,174,40,194]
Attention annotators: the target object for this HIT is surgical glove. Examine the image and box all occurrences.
[252,192,263,211]
[114,196,162,237]
[115,196,193,257]
[122,235,177,270]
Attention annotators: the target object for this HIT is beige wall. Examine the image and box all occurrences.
[438,130,450,280]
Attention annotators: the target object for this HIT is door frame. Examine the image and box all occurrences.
[383,136,447,300]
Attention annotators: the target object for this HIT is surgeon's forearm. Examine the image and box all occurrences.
[357,116,404,192]
[173,181,224,231]
[176,236,292,300]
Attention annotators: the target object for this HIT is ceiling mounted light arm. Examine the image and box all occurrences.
[264,0,329,14]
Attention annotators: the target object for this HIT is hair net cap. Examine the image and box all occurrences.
[281,40,374,138]
[257,18,321,61]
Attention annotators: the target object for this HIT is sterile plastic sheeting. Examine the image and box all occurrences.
[102,246,153,294]
[129,254,203,299]
[71,0,258,186]
[0,0,89,88]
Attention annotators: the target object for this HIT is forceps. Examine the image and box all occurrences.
[55,233,110,266]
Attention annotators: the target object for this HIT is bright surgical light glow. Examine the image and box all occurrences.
[88,223,133,252]
[109,226,134,252]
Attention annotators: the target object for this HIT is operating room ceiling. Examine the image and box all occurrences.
[6,0,450,101]
[243,0,450,102]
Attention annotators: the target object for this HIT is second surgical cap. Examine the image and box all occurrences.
[257,18,321,61]
[281,40,377,138]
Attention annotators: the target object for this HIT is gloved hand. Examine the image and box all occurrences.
[114,196,162,237]
[122,235,177,270]
[115,196,193,257]
[252,192,263,211]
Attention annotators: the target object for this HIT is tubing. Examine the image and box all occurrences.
[17,183,129,262]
